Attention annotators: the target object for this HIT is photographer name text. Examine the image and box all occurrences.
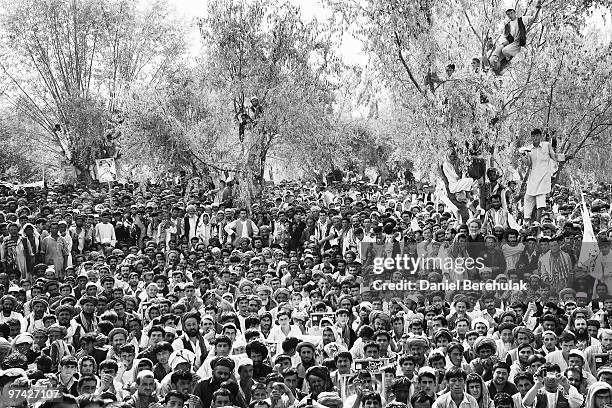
[370,279,528,291]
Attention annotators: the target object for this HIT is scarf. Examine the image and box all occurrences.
[79,311,98,333]
[50,340,72,371]
[26,312,45,333]
[21,235,38,274]
[335,323,351,349]
[60,320,80,346]
[549,252,571,284]
[3,236,18,269]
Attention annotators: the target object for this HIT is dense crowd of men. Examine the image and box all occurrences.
[0,155,610,408]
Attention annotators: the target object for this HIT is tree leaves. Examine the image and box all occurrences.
[0,0,187,180]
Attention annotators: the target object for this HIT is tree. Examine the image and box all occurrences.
[325,0,612,188]
[0,0,186,183]
[198,0,343,206]
[0,115,43,182]
[124,68,236,180]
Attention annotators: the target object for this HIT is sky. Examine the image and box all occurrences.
[166,0,366,65]
[167,0,611,57]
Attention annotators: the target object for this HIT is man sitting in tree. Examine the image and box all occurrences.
[490,0,543,74]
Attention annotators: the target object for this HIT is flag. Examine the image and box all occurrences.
[508,212,521,230]
[578,193,599,269]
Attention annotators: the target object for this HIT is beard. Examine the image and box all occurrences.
[185,328,199,337]
[575,328,588,340]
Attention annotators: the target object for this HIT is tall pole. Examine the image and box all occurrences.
[108,181,112,208]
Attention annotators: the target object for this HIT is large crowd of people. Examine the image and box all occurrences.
[0,128,610,408]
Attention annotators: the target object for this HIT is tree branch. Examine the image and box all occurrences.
[393,31,425,96]
[544,52,564,128]
[462,8,483,47]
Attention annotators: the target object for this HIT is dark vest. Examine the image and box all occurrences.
[183,215,201,238]
[535,390,570,408]
[181,336,207,365]
[504,17,526,46]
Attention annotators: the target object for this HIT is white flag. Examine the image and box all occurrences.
[508,212,521,230]
[578,193,599,269]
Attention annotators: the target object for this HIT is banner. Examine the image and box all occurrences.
[310,312,335,327]
[96,158,117,183]
[0,180,44,189]
[578,193,599,269]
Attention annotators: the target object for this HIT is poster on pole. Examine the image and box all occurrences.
[96,158,117,183]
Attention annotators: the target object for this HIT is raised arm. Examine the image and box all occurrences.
[547,142,566,162]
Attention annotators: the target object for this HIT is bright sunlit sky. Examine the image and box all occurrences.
[167,0,611,66]
[167,0,366,65]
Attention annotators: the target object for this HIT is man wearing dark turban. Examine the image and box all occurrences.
[246,340,272,381]
[302,366,333,402]
[193,356,235,408]
[469,336,499,381]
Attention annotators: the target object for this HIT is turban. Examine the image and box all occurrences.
[317,392,343,408]
[305,366,331,383]
[517,343,534,352]
[274,288,291,299]
[418,366,437,376]
[256,285,272,295]
[47,324,68,337]
[471,317,490,330]
[80,296,98,306]
[137,358,154,368]
[31,297,49,309]
[13,333,34,345]
[432,329,453,343]
[108,328,128,342]
[473,336,497,353]
[405,336,429,349]
[513,326,534,342]
[238,358,254,371]
[0,295,17,308]
[109,299,126,309]
[588,319,601,328]
[170,357,190,370]
[169,350,196,369]
[182,311,201,326]
[447,342,464,354]
[598,367,612,378]
[569,349,586,361]
[55,305,75,317]
[211,356,235,371]
[297,341,316,353]
[32,328,47,337]
[123,296,138,306]
[238,280,254,292]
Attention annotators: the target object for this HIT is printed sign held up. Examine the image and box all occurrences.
[96,158,117,183]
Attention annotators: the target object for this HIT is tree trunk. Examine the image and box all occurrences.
[438,165,470,223]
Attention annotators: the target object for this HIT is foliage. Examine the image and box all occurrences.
[198,0,343,203]
[325,0,612,183]
[0,116,42,182]
[123,68,235,177]
[0,0,186,180]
